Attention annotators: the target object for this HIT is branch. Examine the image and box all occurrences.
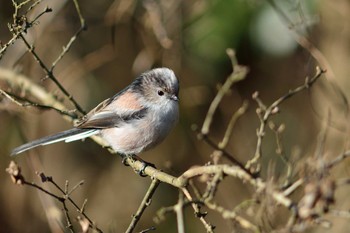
[123,157,294,210]
[174,192,185,233]
[325,150,350,169]
[19,33,86,114]
[266,0,349,119]
[6,161,102,232]
[0,68,77,120]
[246,66,326,170]
[51,0,87,71]
[42,175,101,232]
[218,100,249,150]
[4,0,88,114]
[182,188,215,232]
[0,68,109,147]
[205,201,260,233]
[125,178,160,233]
[201,49,248,136]
[0,89,75,117]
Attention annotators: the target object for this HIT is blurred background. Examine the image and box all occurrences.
[1,0,350,232]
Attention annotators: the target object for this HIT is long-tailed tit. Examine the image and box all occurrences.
[11,68,179,161]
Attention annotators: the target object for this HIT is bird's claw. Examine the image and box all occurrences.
[137,160,156,177]
[121,156,130,166]
[121,155,156,177]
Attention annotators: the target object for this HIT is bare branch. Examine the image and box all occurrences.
[51,0,87,71]
[125,178,160,233]
[0,88,76,117]
[246,67,326,170]
[201,49,249,136]
[19,33,86,114]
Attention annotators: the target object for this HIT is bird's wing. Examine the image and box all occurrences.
[76,108,148,129]
[76,89,148,129]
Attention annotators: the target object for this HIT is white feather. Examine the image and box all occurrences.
[64,130,99,143]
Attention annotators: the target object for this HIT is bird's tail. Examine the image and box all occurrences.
[11,128,99,156]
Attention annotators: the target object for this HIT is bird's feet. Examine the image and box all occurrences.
[137,159,156,177]
[121,154,156,177]
[121,155,130,167]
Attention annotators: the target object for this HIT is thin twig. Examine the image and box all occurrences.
[269,122,293,187]
[25,0,44,15]
[28,6,52,24]
[19,33,86,114]
[125,178,160,233]
[182,188,215,233]
[201,49,248,135]
[139,226,156,233]
[199,133,253,176]
[246,67,326,170]
[68,180,85,196]
[325,150,350,169]
[0,31,22,59]
[174,191,185,233]
[0,68,112,151]
[51,28,86,71]
[44,175,102,232]
[51,0,87,71]
[1,0,44,59]
[10,169,101,233]
[62,201,75,233]
[72,0,86,27]
[283,179,304,196]
[209,100,249,164]
[330,209,350,218]
[202,170,224,201]
[0,89,76,117]
[266,0,349,118]
[314,110,331,159]
[3,0,87,115]
[142,0,172,48]
[23,180,64,201]
[205,201,260,233]
[218,100,249,149]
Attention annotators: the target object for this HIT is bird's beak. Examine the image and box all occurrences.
[170,95,179,101]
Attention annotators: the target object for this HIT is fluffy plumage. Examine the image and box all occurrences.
[11,67,179,156]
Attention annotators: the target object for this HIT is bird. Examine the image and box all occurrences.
[11,68,179,170]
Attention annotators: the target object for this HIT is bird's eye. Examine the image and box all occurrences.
[157,90,164,96]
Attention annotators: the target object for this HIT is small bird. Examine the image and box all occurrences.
[11,68,179,165]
